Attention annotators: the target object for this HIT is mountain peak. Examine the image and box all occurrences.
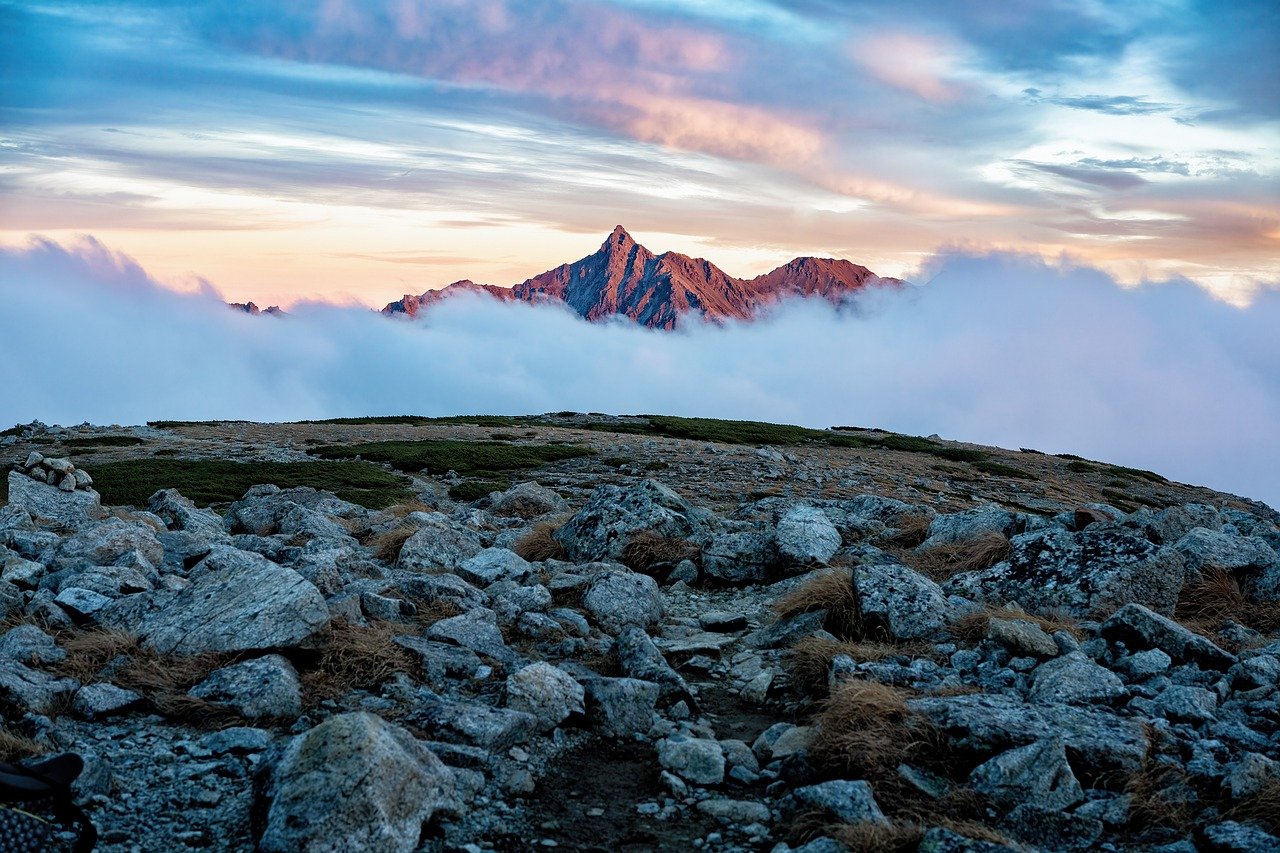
[602,225,635,251]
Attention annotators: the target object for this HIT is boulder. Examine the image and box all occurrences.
[1152,685,1217,723]
[147,489,226,538]
[6,470,103,528]
[189,654,303,719]
[854,561,950,639]
[968,739,1083,811]
[455,548,534,587]
[986,618,1059,658]
[411,696,537,750]
[1029,653,1127,705]
[582,569,663,634]
[555,480,710,563]
[1100,604,1237,671]
[225,485,364,536]
[1200,821,1280,853]
[136,545,329,655]
[426,608,511,660]
[1173,528,1279,601]
[487,482,567,518]
[0,661,79,714]
[775,505,841,565]
[72,683,141,720]
[50,518,164,571]
[701,530,775,583]
[581,676,660,738]
[656,736,725,785]
[919,505,1017,550]
[505,662,584,731]
[259,712,459,853]
[908,693,1149,775]
[945,526,1186,616]
[395,513,483,572]
[616,626,696,709]
[0,624,66,665]
[783,779,890,825]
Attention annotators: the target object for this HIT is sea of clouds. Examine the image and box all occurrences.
[1,236,1277,507]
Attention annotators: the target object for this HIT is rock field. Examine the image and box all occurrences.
[1,416,1277,852]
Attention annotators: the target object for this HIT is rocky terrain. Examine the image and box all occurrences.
[1,415,1278,852]
[381,227,900,329]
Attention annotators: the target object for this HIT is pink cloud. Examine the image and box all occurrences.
[850,32,970,103]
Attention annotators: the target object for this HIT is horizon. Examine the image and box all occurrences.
[2,2,1277,307]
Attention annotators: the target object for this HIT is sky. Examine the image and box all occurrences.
[2,0,1277,307]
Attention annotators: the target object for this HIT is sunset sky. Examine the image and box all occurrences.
[2,1,1277,307]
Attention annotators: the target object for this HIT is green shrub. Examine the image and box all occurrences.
[448,479,509,502]
[310,439,593,476]
[88,459,414,508]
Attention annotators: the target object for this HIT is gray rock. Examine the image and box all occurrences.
[986,618,1058,658]
[6,470,103,528]
[147,488,226,538]
[909,693,1149,774]
[72,683,141,719]
[1173,528,1277,585]
[657,736,725,785]
[396,573,488,612]
[616,626,696,709]
[1223,752,1280,800]
[1115,648,1173,680]
[1,553,45,588]
[855,561,950,639]
[783,779,890,825]
[426,608,510,660]
[50,517,163,571]
[0,624,66,665]
[202,726,273,756]
[411,696,537,749]
[695,799,771,824]
[1000,803,1102,850]
[919,505,1016,550]
[259,712,459,853]
[189,654,303,719]
[0,661,79,714]
[224,485,364,535]
[967,738,1083,811]
[918,827,1022,852]
[1148,504,1224,544]
[1101,603,1237,671]
[581,676,660,738]
[775,505,841,565]
[136,545,329,654]
[393,636,486,683]
[699,611,749,632]
[1153,685,1218,722]
[54,586,113,620]
[455,547,533,586]
[1200,820,1280,852]
[555,480,710,563]
[582,569,662,634]
[701,530,775,583]
[505,662,584,731]
[1029,652,1127,705]
[946,526,1185,616]
[487,481,567,518]
[395,512,483,572]
[1229,654,1280,690]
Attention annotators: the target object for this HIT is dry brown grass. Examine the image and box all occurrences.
[788,636,932,691]
[411,598,464,628]
[620,530,700,574]
[1176,569,1280,637]
[774,570,860,639]
[513,516,570,562]
[368,524,417,564]
[301,619,415,701]
[881,513,934,548]
[810,681,928,783]
[901,532,1011,582]
[0,727,45,762]
[1124,759,1196,833]
[947,605,1083,644]
[1228,779,1280,834]
[382,501,436,519]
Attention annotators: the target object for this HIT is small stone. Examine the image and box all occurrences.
[72,683,141,720]
[783,780,889,825]
[506,662,584,731]
[699,611,749,632]
[657,737,725,785]
[986,618,1059,658]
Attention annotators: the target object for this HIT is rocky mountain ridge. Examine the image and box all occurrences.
[382,227,901,329]
[1,416,1277,852]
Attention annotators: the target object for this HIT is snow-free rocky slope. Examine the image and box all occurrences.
[1,414,1278,853]
[381,227,900,329]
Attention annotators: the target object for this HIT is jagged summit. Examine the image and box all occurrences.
[383,228,901,328]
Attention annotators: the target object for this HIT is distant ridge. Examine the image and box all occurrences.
[381,226,901,329]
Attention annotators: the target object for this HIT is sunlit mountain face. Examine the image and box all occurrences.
[1,1,1276,307]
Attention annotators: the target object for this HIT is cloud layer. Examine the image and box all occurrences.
[2,237,1277,508]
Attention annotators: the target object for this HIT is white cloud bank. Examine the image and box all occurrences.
[1,236,1277,507]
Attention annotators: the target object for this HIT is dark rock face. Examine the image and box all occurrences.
[381,226,901,328]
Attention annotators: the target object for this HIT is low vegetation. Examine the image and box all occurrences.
[89,459,415,508]
[1176,569,1280,637]
[310,438,592,477]
[946,604,1084,643]
[774,570,861,639]
[513,517,570,562]
[901,532,1012,581]
[301,620,416,702]
[448,479,509,502]
[620,531,701,575]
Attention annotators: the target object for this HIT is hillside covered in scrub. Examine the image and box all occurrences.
[1,414,1278,852]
